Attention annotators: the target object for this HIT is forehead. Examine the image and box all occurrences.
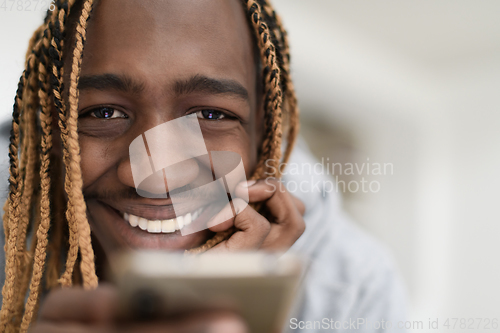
[81,0,255,95]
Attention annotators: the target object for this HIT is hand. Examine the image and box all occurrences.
[29,285,248,333]
[207,178,306,252]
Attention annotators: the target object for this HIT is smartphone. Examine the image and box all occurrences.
[109,251,303,333]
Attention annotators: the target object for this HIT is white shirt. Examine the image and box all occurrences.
[283,139,408,332]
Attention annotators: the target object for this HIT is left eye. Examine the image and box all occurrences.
[90,107,127,119]
[195,109,226,120]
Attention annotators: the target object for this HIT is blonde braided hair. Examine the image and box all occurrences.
[0,0,299,330]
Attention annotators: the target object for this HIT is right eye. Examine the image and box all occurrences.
[89,107,128,119]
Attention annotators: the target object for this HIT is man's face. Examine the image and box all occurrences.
[75,0,261,253]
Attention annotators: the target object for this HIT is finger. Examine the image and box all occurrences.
[38,285,117,323]
[260,196,305,251]
[206,197,251,232]
[234,179,276,203]
[236,179,305,221]
[234,179,305,251]
[207,199,271,252]
[206,201,237,232]
[244,179,305,251]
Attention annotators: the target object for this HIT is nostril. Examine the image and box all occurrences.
[135,169,169,198]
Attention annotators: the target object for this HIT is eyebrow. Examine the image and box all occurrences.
[78,74,145,95]
[174,74,249,100]
[78,73,249,101]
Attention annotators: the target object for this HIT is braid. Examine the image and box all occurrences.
[48,0,81,287]
[260,1,299,165]
[0,48,35,331]
[8,5,64,330]
[12,36,43,329]
[65,0,98,289]
[0,0,83,329]
[40,11,65,291]
[19,43,56,331]
[19,5,69,327]
[45,177,65,290]
[44,158,67,292]
[46,162,68,290]
[245,0,283,180]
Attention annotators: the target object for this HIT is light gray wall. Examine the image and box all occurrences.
[273,0,500,327]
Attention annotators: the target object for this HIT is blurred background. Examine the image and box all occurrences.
[1,1,500,331]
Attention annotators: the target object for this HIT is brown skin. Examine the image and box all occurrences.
[31,0,305,331]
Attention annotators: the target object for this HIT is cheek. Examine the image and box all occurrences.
[79,138,115,188]
[202,127,258,178]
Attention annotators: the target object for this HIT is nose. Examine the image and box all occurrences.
[117,156,201,197]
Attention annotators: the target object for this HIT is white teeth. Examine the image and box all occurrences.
[192,207,203,222]
[138,218,148,230]
[148,220,162,233]
[162,219,176,232]
[184,212,192,226]
[123,207,203,234]
[128,214,139,227]
[175,216,184,230]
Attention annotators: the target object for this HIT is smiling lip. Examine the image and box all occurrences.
[123,206,204,234]
[90,200,213,250]
[106,198,208,234]
[103,197,206,220]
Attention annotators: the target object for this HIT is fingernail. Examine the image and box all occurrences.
[240,180,256,188]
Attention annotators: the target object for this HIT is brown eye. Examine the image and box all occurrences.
[90,107,127,119]
[195,109,226,120]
